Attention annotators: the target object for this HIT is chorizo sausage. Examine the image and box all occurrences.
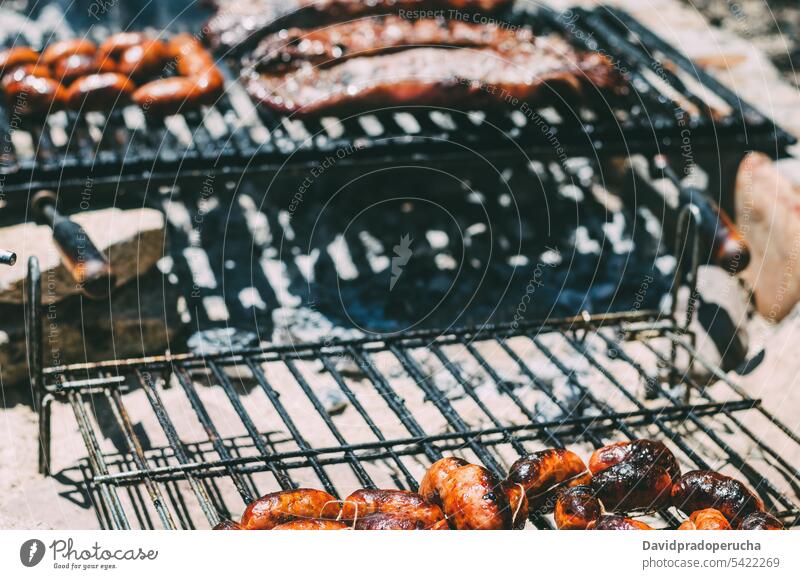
[353,513,449,530]
[65,72,134,111]
[272,518,349,530]
[588,514,653,530]
[340,489,445,528]
[677,508,731,530]
[41,39,96,67]
[440,464,511,530]
[133,77,194,115]
[671,471,764,526]
[418,457,468,505]
[98,32,150,60]
[53,54,116,85]
[554,485,603,530]
[212,519,242,530]
[2,64,51,90]
[507,449,588,498]
[240,489,341,530]
[504,482,529,529]
[117,40,171,79]
[4,74,66,116]
[589,439,681,480]
[590,460,672,513]
[738,511,784,530]
[0,47,40,76]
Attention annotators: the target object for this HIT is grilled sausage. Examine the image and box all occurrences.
[505,482,529,529]
[0,47,40,76]
[507,449,588,499]
[171,33,215,77]
[738,511,784,530]
[66,72,134,110]
[53,54,116,85]
[671,471,765,526]
[4,74,66,116]
[590,460,672,513]
[418,457,469,505]
[272,518,349,530]
[340,489,445,528]
[41,39,96,67]
[353,512,449,530]
[212,519,243,530]
[588,514,654,530]
[98,32,150,60]
[589,439,681,480]
[677,508,731,530]
[440,464,511,530]
[132,77,194,115]
[554,485,603,530]
[117,40,171,79]
[240,489,341,530]
[1,64,51,89]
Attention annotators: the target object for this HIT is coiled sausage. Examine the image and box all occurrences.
[272,518,349,530]
[0,47,40,76]
[507,449,587,499]
[671,471,764,526]
[589,439,681,480]
[41,39,96,67]
[353,513,449,530]
[554,485,603,530]
[65,72,134,110]
[588,514,654,530]
[340,489,445,528]
[418,457,469,505]
[590,460,672,513]
[440,464,512,530]
[677,508,731,530]
[738,511,784,530]
[4,74,66,116]
[240,489,341,530]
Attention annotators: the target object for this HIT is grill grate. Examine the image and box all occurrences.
[34,307,800,530]
[0,6,794,200]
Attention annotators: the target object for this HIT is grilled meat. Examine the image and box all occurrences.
[340,489,445,528]
[677,508,731,530]
[206,0,514,53]
[240,489,341,530]
[671,471,765,526]
[246,15,533,73]
[554,485,603,530]
[246,39,621,116]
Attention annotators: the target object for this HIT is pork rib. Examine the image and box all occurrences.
[246,15,533,73]
[206,0,514,52]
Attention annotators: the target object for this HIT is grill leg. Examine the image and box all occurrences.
[25,256,49,475]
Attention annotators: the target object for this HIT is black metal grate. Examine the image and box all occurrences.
[36,310,800,530]
[0,6,794,200]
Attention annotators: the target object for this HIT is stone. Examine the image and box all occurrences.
[0,268,181,385]
[0,208,165,305]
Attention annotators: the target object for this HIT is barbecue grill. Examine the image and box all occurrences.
[25,211,800,529]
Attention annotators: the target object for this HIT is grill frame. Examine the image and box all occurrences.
[26,209,800,530]
[0,5,794,203]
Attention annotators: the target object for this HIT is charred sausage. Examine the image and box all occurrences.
[554,485,603,530]
[65,72,134,110]
[0,47,40,76]
[589,439,681,480]
[41,39,96,67]
[98,32,150,60]
[353,513,449,530]
[240,489,341,530]
[738,511,784,530]
[52,54,116,85]
[588,514,654,530]
[132,77,194,115]
[272,518,349,530]
[4,74,66,116]
[418,457,468,505]
[677,508,731,530]
[440,464,511,530]
[671,471,765,526]
[117,40,171,79]
[340,489,445,528]
[212,519,243,530]
[507,449,588,499]
[590,460,672,513]
[2,64,51,89]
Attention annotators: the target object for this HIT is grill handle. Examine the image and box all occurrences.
[32,190,116,299]
[651,156,750,274]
